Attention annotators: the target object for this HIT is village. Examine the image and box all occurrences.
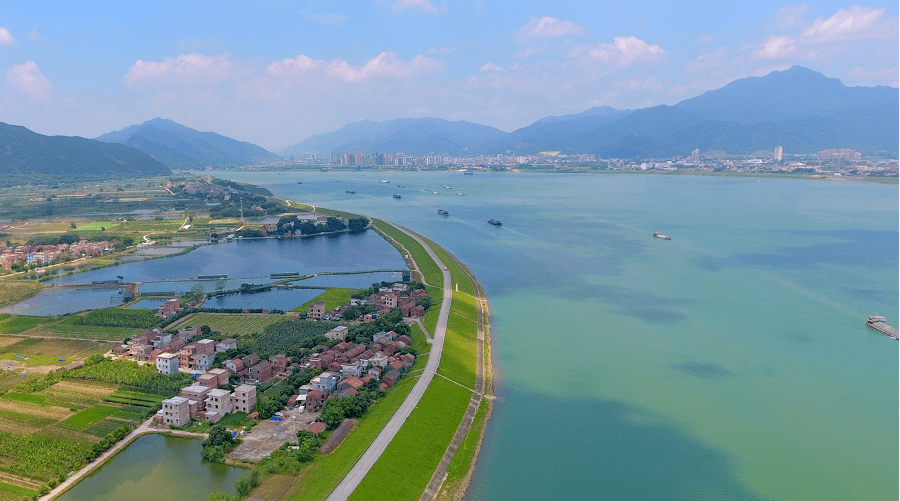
[109,281,429,444]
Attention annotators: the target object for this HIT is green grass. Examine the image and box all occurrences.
[35,321,145,340]
[0,315,48,334]
[56,404,118,431]
[81,417,128,437]
[348,377,471,501]
[1,392,50,406]
[0,353,63,367]
[0,409,56,428]
[437,295,479,389]
[0,480,37,500]
[292,288,356,312]
[372,220,442,286]
[442,399,488,490]
[173,313,286,336]
[284,376,418,501]
[76,221,119,231]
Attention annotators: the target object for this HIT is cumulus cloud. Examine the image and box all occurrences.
[391,0,445,14]
[479,63,503,72]
[515,17,584,41]
[268,52,442,84]
[125,53,233,86]
[574,36,666,68]
[6,61,53,100]
[801,5,894,42]
[752,36,797,59]
[0,27,16,46]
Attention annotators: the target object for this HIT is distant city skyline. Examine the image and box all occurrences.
[1,1,897,149]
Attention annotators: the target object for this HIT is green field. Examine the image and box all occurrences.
[173,313,287,336]
[0,315,47,334]
[0,409,56,428]
[34,321,145,340]
[75,221,119,232]
[0,480,37,501]
[1,392,50,406]
[57,404,119,431]
[284,377,418,501]
[348,377,471,501]
[292,288,356,313]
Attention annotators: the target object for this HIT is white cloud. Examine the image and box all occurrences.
[327,52,442,81]
[6,61,53,100]
[574,36,666,68]
[125,53,233,86]
[0,27,16,47]
[479,63,503,72]
[801,5,893,42]
[752,36,797,59]
[268,52,442,84]
[515,17,584,41]
[391,0,445,14]
[29,30,46,44]
[686,47,729,72]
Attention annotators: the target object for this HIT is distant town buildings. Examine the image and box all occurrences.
[774,146,783,162]
[690,149,701,163]
[817,148,861,161]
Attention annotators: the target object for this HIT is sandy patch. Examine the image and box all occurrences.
[0,400,73,420]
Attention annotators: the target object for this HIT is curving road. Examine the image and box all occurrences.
[325,224,452,501]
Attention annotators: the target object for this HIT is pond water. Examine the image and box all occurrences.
[0,287,125,315]
[56,434,247,501]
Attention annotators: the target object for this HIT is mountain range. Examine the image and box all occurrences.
[282,66,898,158]
[0,122,170,187]
[95,118,280,170]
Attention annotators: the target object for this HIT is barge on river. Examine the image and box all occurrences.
[866,315,899,339]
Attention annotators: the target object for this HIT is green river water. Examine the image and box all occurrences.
[216,171,897,501]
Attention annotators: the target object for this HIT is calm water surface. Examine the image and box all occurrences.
[56,434,247,501]
[217,170,898,501]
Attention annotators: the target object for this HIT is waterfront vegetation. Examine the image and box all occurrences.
[0,282,42,307]
[70,308,159,329]
[291,288,356,313]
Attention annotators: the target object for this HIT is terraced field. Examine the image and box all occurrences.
[171,312,288,336]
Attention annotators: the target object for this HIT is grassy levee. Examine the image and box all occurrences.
[439,399,488,494]
[283,377,417,501]
[371,220,441,286]
[348,223,480,500]
[347,377,471,501]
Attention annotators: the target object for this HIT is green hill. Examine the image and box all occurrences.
[0,122,170,186]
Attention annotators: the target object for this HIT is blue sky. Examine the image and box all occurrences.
[1,1,897,149]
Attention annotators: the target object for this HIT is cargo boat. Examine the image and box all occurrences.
[866,315,899,339]
[488,219,501,226]
[653,232,671,240]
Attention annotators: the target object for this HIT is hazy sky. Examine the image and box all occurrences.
[1,1,897,149]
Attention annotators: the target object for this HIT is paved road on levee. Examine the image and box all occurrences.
[326,225,452,501]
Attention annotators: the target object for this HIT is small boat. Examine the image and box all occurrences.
[397,185,404,188]
[297,181,302,184]
[432,191,439,194]
[438,209,449,216]
[393,194,402,199]
[381,180,389,183]
[444,185,451,189]
[456,192,464,196]
[653,232,671,240]
[488,219,502,226]
[345,190,355,194]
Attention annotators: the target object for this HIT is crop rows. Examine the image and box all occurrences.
[82,417,128,437]
[57,405,118,431]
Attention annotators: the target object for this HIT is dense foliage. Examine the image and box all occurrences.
[71,307,158,328]
[201,424,238,462]
[63,358,190,394]
[0,121,170,187]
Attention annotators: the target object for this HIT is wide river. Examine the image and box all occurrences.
[218,172,899,499]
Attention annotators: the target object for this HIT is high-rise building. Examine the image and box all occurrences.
[690,149,700,163]
[774,146,783,162]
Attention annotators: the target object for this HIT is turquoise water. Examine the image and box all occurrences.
[56,434,247,501]
[215,171,899,499]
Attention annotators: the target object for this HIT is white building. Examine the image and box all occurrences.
[161,396,190,427]
[155,352,179,376]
